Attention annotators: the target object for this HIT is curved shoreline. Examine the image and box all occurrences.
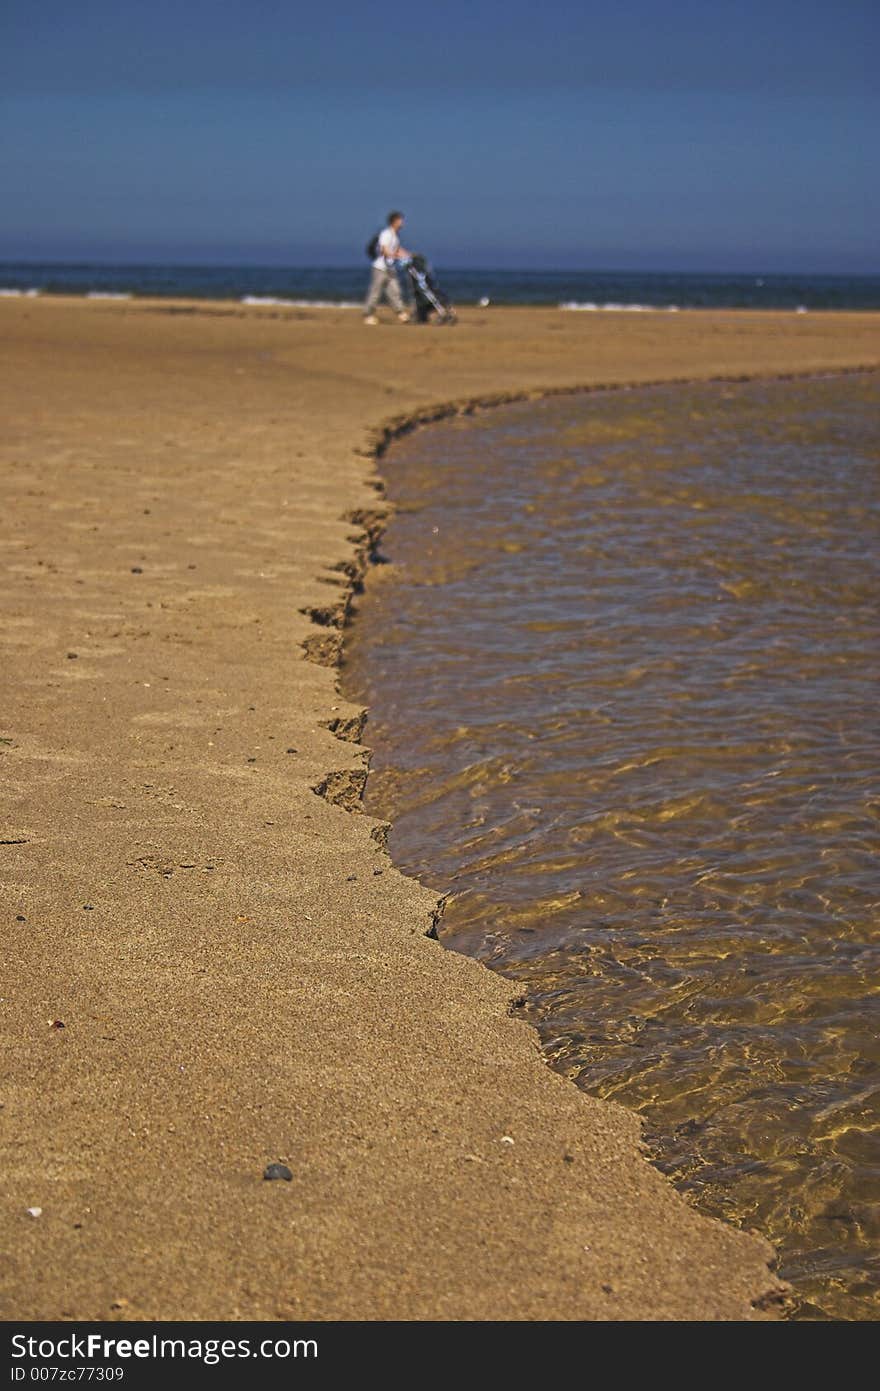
[339,366,879,1320]
[365,360,878,456]
[3,297,879,1320]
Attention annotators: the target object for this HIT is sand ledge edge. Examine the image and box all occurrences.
[8,300,876,1317]
[304,364,877,1319]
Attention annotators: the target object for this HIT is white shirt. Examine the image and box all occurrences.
[373,226,399,271]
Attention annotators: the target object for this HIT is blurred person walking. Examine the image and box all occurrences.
[364,211,411,325]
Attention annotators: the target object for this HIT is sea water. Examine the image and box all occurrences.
[1,262,880,311]
[343,373,880,1320]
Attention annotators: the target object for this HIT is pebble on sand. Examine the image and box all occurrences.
[263,1163,293,1182]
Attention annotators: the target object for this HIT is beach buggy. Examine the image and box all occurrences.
[406,254,457,325]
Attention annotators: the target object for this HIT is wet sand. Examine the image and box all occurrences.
[2,296,878,1321]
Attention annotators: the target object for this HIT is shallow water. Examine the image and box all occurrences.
[342,373,880,1320]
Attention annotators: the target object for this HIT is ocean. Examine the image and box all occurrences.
[2,262,880,312]
[343,371,880,1320]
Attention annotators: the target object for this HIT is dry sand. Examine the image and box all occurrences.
[2,296,878,1321]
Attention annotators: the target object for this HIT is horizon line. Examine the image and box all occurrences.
[2,257,879,279]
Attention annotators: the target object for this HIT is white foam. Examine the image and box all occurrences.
[86,291,131,300]
[0,287,40,297]
[241,295,360,309]
[559,301,680,313]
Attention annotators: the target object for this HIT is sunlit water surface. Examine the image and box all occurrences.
[343,374,880,1319]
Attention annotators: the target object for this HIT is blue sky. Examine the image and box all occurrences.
[1,1,877,271]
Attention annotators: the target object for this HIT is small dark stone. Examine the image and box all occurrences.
[263,1163,292,1182]
[130,566,143,574]
[16,915,25,922]
[67,652,78,660]
[247,757,257,763]
[601,1283,613,1294]
[347,874,357,882]
[83,904,94,910]
[286,747,297,754]
[563,1153,575,1164]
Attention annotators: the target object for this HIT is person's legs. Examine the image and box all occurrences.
[383,268,407,316]
[364,266,408,322]
[364,266,385,319]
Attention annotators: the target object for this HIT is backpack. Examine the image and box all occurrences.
[366,231,381,260]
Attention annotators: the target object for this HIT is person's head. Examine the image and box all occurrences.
[388,210,404,232]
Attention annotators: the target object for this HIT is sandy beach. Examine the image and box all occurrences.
[2,296,878,1322]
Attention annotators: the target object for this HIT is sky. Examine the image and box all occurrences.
[1,1,877,272]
